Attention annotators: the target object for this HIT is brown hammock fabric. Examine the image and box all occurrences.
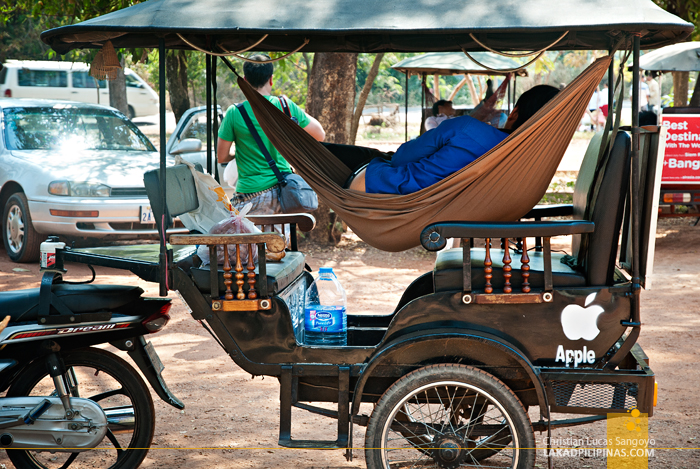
[239,56,612,252]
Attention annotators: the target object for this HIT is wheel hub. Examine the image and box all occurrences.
[6,206,23,252]
[432,434,468,469]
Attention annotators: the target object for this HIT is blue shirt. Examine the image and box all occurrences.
[365,115,508,194]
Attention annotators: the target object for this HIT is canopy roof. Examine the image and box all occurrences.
[640,42,700,72]
[392,52,528,77]
[42,0,693,55]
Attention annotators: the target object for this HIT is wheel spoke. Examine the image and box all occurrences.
[105,428,126,460]
[89,387,127,402]
[58,452,79,469]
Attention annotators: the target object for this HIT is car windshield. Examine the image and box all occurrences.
[2,106,156,152]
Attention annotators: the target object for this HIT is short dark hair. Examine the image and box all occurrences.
[510,85,559,130]
[243,54,274,88]
[432,99,452,116]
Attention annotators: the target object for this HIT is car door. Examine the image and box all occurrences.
[70,70,108,105]
[166,106,235,196]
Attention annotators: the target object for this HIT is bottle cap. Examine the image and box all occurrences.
[319,267,333,274]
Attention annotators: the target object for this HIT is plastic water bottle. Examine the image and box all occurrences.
[304,267,347,346]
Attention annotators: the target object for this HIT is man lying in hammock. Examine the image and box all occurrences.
[334,85,559,195]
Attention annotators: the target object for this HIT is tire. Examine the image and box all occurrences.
[127,105,136,120]
[365,364,535,469]
[6,348,155,469]
[3,192,42,263]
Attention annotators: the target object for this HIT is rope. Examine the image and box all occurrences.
[223,39,310,63]
[462,49,539,73]
[176,33,268,56]
[468,31,569,58]
[176,33,310,63]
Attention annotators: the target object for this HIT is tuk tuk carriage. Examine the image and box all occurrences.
[34,1,693,468]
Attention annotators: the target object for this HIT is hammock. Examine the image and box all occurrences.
[239,56,612,252]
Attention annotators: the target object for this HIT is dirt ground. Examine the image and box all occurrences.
[0,217,698,468]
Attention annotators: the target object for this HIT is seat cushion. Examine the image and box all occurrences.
[190,251,305,296]
[433,248,586,293]
[0,285,144,324]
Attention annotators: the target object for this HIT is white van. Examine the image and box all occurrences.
[0,60,159,119]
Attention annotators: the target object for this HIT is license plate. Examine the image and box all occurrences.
[144,340,165,373]
[140,205,155,224]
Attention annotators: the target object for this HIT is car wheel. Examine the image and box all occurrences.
[3,192,42,263]
[127,105,136,120]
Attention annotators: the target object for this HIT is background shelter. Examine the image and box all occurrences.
[392,52,529,136]
[640,41,700,71]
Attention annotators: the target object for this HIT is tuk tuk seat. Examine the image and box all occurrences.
[432,130,631,292]
[143,165,309,297]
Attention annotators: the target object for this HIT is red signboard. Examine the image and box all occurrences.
[660,114,700,184]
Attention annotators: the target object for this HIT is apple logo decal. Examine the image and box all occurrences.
[560,293,605,341]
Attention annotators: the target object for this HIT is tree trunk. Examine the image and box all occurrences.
[350,53,384,145]
[673,71,689,107]
[689,71,700,107]
[108,57,128,117]
[166,50,190,123]
[306,53,358,244]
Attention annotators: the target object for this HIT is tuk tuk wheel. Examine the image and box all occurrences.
[365,364,535,469]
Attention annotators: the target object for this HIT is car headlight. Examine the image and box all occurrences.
[49,181,111,197]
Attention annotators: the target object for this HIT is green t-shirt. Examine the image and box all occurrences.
[218,96,310,194]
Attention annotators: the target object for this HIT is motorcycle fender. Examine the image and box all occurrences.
[113,336,184,410]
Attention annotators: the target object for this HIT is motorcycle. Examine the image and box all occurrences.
[0,268,183,469]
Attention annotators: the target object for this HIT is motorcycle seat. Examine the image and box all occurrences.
[0,284,144,324]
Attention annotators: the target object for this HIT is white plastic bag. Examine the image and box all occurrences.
[174,155,233,233]
[223,160,239,189]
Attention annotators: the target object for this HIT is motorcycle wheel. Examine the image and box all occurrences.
[6,348,155,469]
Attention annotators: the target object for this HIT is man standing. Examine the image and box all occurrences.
[217,54,325,217]
[645,71,661,114]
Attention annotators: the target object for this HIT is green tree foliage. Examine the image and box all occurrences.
[653,0,700,39]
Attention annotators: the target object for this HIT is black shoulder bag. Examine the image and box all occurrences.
[236,100,318,213]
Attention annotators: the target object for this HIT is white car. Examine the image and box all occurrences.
[0,60,160,119]
[0,99,230,262]
[165,105,237,192]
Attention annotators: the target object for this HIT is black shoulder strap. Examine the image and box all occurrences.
[236,103,285,183]
[279,96,292,118]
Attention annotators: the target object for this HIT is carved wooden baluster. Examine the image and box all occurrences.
[235,244,245,300]
[223,244,233,300]
[484,238,493,294]
[521,237,531,293]
[502,238,512,293]
[247,243,257,299]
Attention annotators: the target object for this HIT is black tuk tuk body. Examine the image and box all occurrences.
[39,1,691,468]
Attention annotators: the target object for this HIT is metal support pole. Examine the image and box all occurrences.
[206,54,212,175]
[507,78,512,113]
[404,71,408,142]
[158,39,168,297]
[631,35,641,321]
[212,56,220,182]
[420,74,426,134]
[608,49,615,112]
